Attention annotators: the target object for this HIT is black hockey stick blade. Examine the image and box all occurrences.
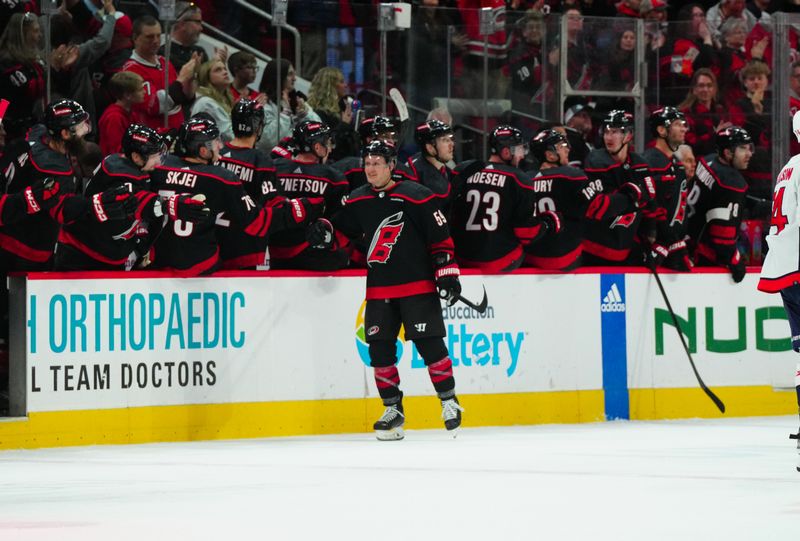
[649,266,726,413]
[455,286,488,313]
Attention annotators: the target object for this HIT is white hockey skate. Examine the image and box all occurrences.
[441,397,464,437]
[374,404,405,441]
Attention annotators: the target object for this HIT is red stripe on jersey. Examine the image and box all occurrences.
[458,245,523,272]
[383,191,439,205]
[0,232,53,262]
[694,242,722,263]
[57,229,129,266]
[365,280,436,300]
[270,241,311,259]
[524,245,582,269]
[697,158,747,192]
[244,208,272,237]
[758,271,800,293]
[429,238,455,258]
[0,195,6,226]
[709,224,737,239]
[158,247,220,277]
[29,153,73,176]
[582,239,630,261]
[514,224,544,245]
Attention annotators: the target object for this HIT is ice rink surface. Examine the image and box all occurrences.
[0,415,798,541]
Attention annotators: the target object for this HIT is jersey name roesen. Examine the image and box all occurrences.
[466,171,507,187]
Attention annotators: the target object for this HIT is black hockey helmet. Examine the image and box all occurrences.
[414,119,453,148]
[361,139,397,163]
[175,117,220,158]
[601,110,634,132]
[358,115,399,143]
[649,106,685,137]
[716,126,752,154]
[489,125,526,155]
[45,99,89,138]
[122,124,165,159]
[293,120,332,153]
[231,98,265,139]
[530,129,568,162]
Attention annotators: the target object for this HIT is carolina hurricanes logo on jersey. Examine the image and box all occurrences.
[671,179,688,226]
[367,211,404,266]
[610,212,637,228]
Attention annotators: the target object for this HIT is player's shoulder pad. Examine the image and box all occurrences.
[628,152,650,171]
[30,139,72,175]
[331,156,360,172]
[345,183,374,202]
[394,179,436,200]
[453,159,480,176]
[584,149,615,169]
[102,154,148,180]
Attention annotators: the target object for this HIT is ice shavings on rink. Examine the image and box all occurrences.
[0,416,798,541]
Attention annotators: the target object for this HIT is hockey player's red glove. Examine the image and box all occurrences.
[433,252,461,306]
[90,186,138,222]
[663,240,693,271]
[728,251,746,283]
[165,193,210,223]
[646,242,668,268]
[539,210,562,235]
[23,177,61,214]
[306,218,334,249]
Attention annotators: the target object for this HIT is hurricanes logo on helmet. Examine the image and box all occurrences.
[132,134,149,143]
[54,107,72,116]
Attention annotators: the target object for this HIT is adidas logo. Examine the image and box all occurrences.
[601,283,625,312]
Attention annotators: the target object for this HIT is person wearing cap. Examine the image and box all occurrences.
[450,125,561,272]
[686,126,753,282]
[582,110,657,266]
[563,99,594,167]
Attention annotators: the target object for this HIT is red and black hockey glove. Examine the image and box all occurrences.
[23,177,61,214]
[728,251,746,283]
[90,185,138,222]
[663,240,693,272]
[538,210,562,235]
[433,252,461,306]
[164,193,211,222]
[306,218,334,249]
[287,197,325,224]
[645,242,669,268]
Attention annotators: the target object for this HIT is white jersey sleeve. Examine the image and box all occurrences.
[758,154,800,292]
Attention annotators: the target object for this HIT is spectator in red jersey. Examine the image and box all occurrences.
[122,15,198,133]
[228,51,264,104]
[615,0,642,18]
[98,71,145,155]
[678,68,732,157]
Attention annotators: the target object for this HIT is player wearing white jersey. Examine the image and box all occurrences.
[757,111,800,472]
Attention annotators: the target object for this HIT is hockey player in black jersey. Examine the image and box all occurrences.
[643,107,692,271]
[216,99,283,269]
[271,120,350,270]
[333,140,464,440]
[54,124,210,271]
[0,99,137,270]
[687,126,753,283]
[148,117,325,275]
[400,119,458,216]
[332,115,401,192]
[451,125,560,272]
[525,129,589,270]
[582,110,657,266]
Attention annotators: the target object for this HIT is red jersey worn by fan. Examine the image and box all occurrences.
[122,52,184,132]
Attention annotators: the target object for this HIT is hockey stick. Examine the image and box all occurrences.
[451,286,489,313]
[648,264,726,413]
[389,88,409,123]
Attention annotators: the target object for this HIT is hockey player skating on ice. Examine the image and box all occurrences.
[332,140,464,440]
[757,111,800,471]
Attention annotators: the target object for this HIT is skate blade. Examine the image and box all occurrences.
[376,427,404,441]
[447,427,460,439]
